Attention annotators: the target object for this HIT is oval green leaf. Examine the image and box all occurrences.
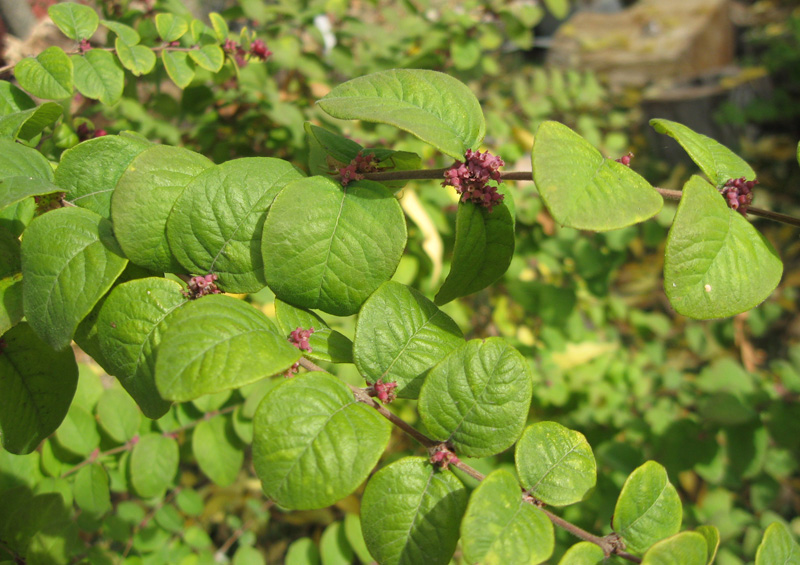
[112,144,213,272]
[0,176,61,214]
[318,69,485,159]
[73,464,111,517]
[664,176,782,319]
[188,45,225,73]
[361,456,467,565]
[15,46,73,100]
[162,51,195,89]
[263,177,406,316]
[532,120,662,230]
[695,525,720,565]
[155,13,188,42]
[515,421,597,506]
[418,338,533,457]
[97,278,184,418]
[48,2,99,40]
[756,522,800,565]
[57,134,151,218]
[95,388,140,443]
[612,461,682,556]
[461,469,554,565]
[72,50,125,106]
[129,433,179,498]
[274,299,353,363]
[0,137,54,182]
[101,20,140,45]
[0,226,23,334]
[641,532,708,565]
[354,281,464,399]
[253,372,390,509]
[192,414,243,487]
[115,40,156,76]
[21,207,128,350]
[0,81,35,115]
[168,157,304,293]
[434,199,515,305]
[558,542,605,565]
[650,119,754,186]
[154,294,299,401]
[0,103,63,141]
[0,322,78,454]
[54,403,99,457]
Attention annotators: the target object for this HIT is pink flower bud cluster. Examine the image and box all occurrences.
[182,274,222,299]
[79,39,92,53]
[616,153,633,166]
[372,379,397,403]
[339,151,378,186]
[720,177,756,214]
[442,149,505,212]
[430,446,460,469]
[224,38,272,67]
[285,326,315,377]
[77,122,106,141]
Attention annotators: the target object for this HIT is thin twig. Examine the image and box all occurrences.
[295,357,641,562]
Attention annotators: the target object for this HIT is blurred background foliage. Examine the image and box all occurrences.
[2,0,800,563]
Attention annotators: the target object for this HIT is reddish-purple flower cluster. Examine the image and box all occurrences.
[77,122,106,141]
[78,39,92,53]
[442,149,505,212]
[372,379,398,403]
[285,326,315,376]
[339,151,378,186]
[616,153,634,166]
[720,177,756,214]
[182,274,222,299]
[223,38,272,67]
[430,446,460,469]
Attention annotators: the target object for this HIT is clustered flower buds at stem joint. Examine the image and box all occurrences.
[182,274,222,299]
[616,152,634,166]
[371,379,398,403]
[339,151,378,186]
[223,38,272,67]
[76,123,106,141]
[720,177,756,215]
[442,149,505,212]
[78,39,92,53]
[285,327,315,376]
[429,445,460,469]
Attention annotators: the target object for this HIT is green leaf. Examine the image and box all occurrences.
[0,81,35,115]
[167,157,304,293]
[0,488,76,565]
[641,532,708,565]
[461,469,554,565]
[343,513,372,565]
[418,338,533,457]
[286,537,321,565]
[188,44,225,73]
[0,198,35,237]
[318,69,485,159]
[15,46,73,100]
[0,103,63,141]
[274,299,353,363]
[253,372,391,509]
[74,464,111,517]
[353,281,464,399]
[48,2,99,40]
[0,322,78,454]
[320,522,354,565]
[95,388,140,443]
[650,119,755,186]
[361,456,467,565]
[72,50,125,105]
[0,227,23,334]
[112,144,213,272]
[155,295,299,401]
[56,134,151,218]
[155,13,189,42]
[756,522,800,565]
[209,13,229,41]
[102,20,140,45]
[558,542,605,564]
[434,200,514,305]
[192,415,243,486]
[129,433,179,498]
[115,40,156,76]
[0,176,61,213]
[263,177,406,316]
[612,461,682,555]
[162,50,195,89]
[664,176,782,319]
[0,137,54,182]
[55,403,99,457]
[515,421,597,506]
[544,0,570,19]
[21,207,128,350]
[695,525,720,565]
[532,120,662,230]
